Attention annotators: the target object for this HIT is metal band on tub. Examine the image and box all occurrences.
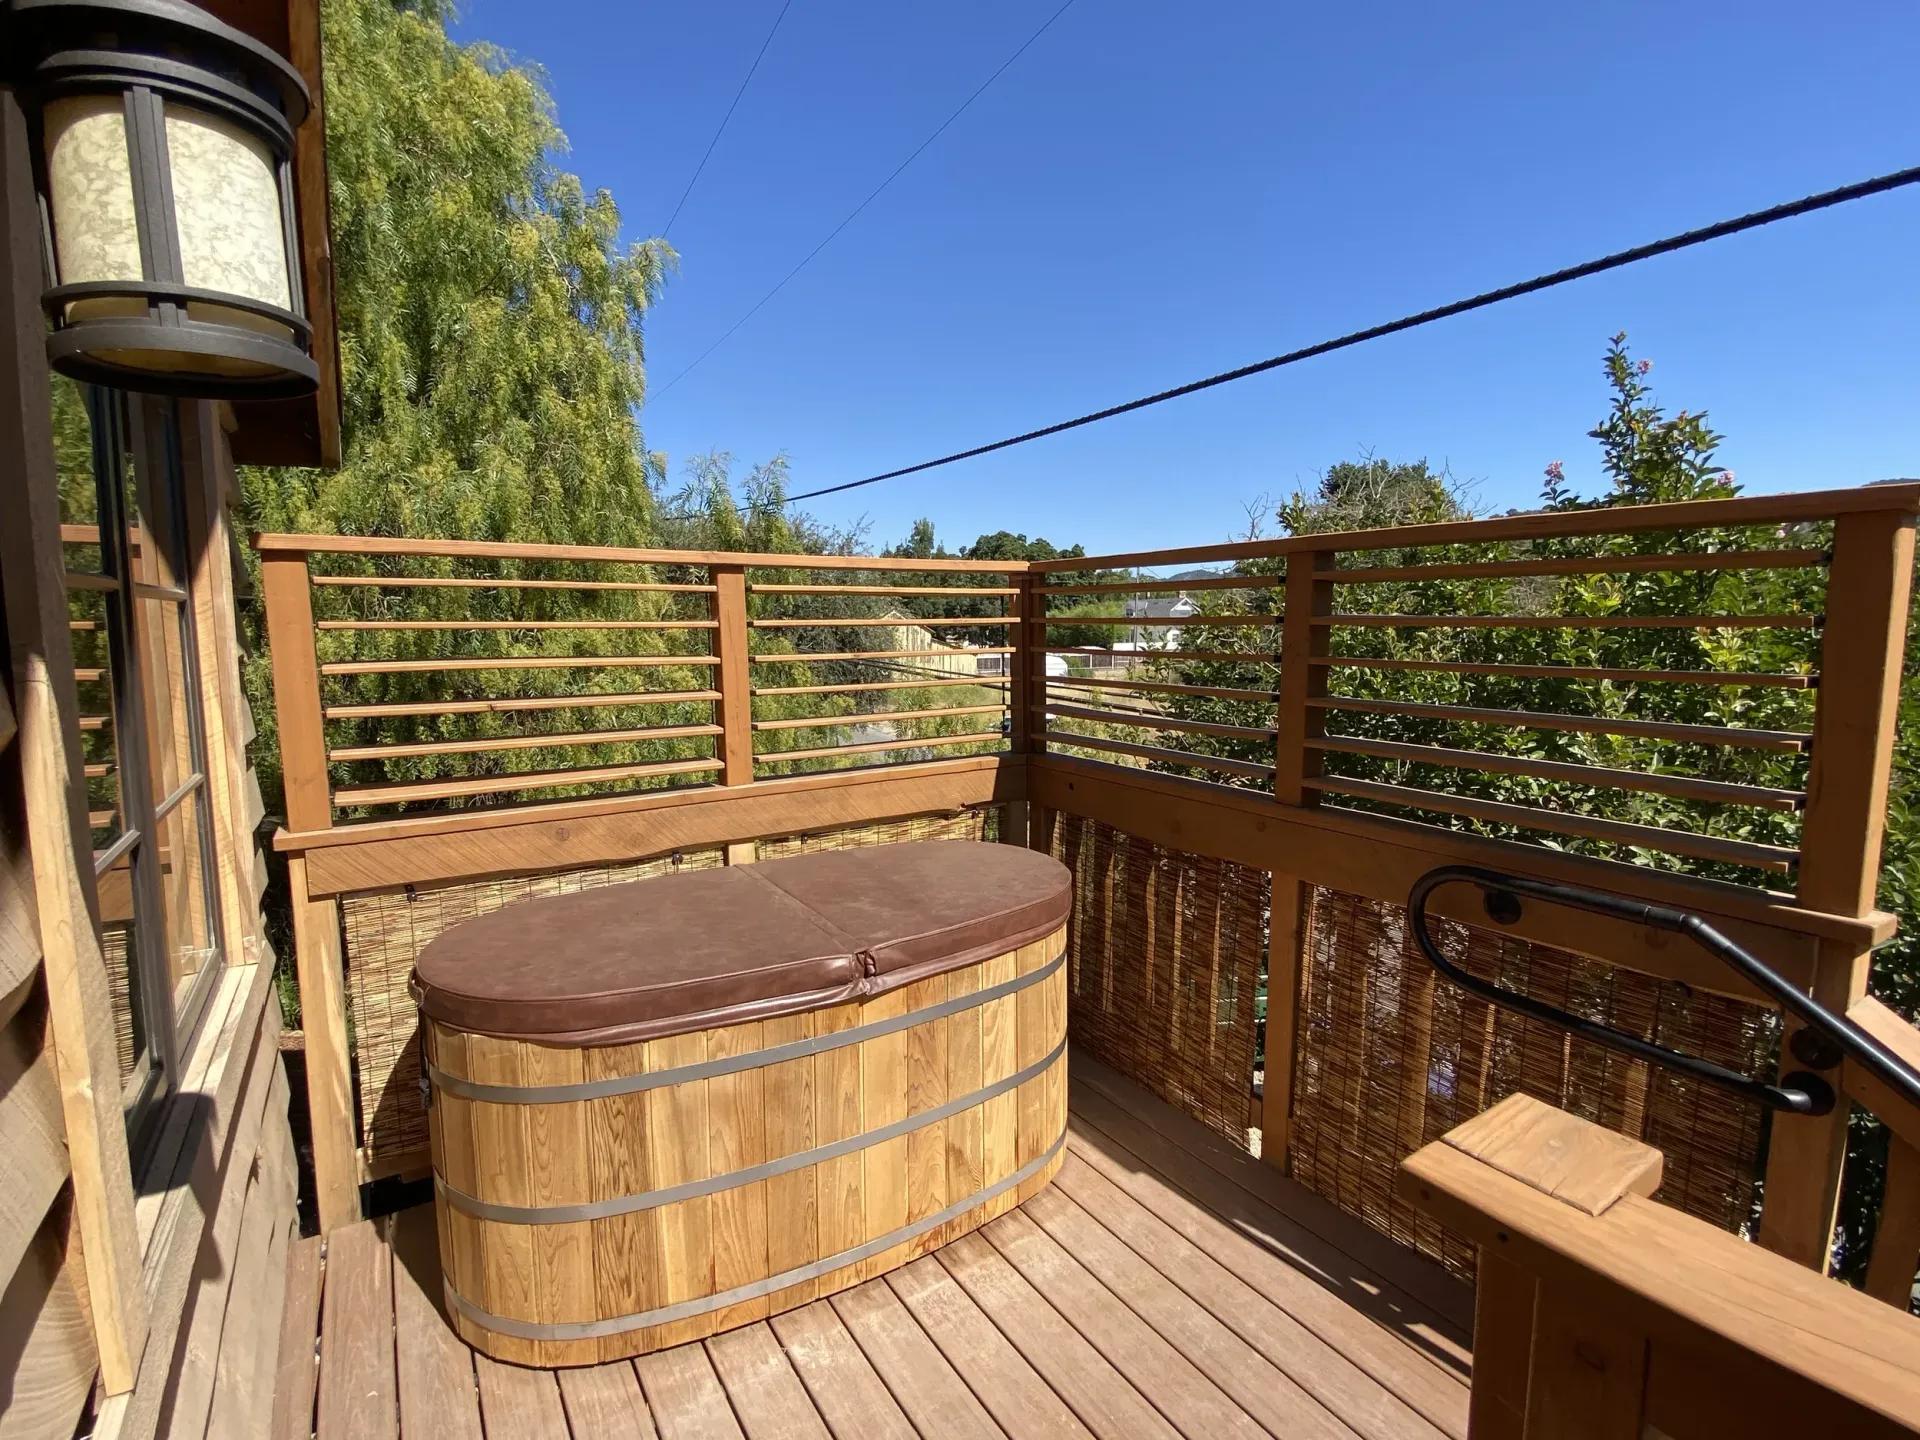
[441,1132,1067,1342]
[435,1036,1066,1224]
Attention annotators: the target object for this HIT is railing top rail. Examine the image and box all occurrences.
[254,484,1920,577]
[1029,482,1920,573]
[251,533,1033,572]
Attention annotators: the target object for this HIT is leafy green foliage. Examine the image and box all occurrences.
[232,0,692,813]
[1149,341,1821,887]
[253,0,671,546]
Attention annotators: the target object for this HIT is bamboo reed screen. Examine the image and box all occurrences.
[1049,813,1265,1148]
[339,848,725,1169]
[1288,887,1779,1282]
[103,923,134,1079]
[756,804,999,858]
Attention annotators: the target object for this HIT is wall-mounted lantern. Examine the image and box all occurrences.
[3,0,318,398]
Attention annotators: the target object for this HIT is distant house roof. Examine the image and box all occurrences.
[1124,594,1200,620]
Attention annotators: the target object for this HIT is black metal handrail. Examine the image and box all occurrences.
[1408,865,1920,1118]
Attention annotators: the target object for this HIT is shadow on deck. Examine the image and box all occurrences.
[275,1056,1474,1439]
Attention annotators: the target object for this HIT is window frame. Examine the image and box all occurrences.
[85,386,228,1157]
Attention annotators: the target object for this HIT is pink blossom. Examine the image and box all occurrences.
[1636,359,1652,375]
[1544,460,1565,483]
[1721,469,1736,485]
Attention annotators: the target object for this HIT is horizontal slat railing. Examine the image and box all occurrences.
[257,538,1027,829]
[256,487,1920,1309]
[1025,499,1880,882]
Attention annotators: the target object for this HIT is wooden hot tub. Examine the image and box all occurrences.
[412,840,1071,1366]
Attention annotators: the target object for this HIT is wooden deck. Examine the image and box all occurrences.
[274,1055,1475,1440]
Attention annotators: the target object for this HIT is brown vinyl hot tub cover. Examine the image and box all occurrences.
[410,840,1072,1046]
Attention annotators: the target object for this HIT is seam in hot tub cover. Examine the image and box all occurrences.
[410,840,1072,1046]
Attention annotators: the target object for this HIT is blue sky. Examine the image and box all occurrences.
[451,1,1919,557]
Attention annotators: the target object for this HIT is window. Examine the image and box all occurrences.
[63,385,226,1156]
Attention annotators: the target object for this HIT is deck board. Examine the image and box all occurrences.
[289,1061,1474,1439]
[557,1363,658,1439]
[767,1301,919,1440]
[636,1344,749,1440]
[392,1215,484,1440]
[1051,1153,1454,1440]
[937,1231,1179,1440]
[1072,1056,1475,1344]
[979,1208,1273,1440]
[1068,1072,1474,1378]
[317,1220,398,1440]
[887,1256,1097,1440]
[1020,1185,1359,1440]
[830,1279,1006,1439]
[475,1352,571,1438]
[706,1323,833,1440]
[270,1235,324,1440]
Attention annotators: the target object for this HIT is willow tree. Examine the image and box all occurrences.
[238,0,681,814]
[247,0,671,542]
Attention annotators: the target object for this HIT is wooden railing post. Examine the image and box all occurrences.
[1009,571,1041,754]
[712,564,754,788]
[1004,570,1041,849]
[288,852,358,1230]
[1759,505,1916,1271]
[259,548,332,833]
[259,547,360,1226]
[1261,872,1307,1171]
[1263,548,1334,1172]
[1275,547,1334,809]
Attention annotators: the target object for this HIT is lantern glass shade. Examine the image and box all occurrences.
[44,95,143,312]
[166,106,295,342]
[10,0,318,398]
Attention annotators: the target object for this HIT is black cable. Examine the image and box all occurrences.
[661,0,795,240]
[650,0,1080,401]
[745,161,1920,510]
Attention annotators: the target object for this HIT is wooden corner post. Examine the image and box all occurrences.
[1263,548,1334,1171]
[1760,505,1917,1271]
[258,549,331,835]
[259,547,359,1228]
[1003,570,1041,850]
[288,852,357,1231]
[712,565,754,788]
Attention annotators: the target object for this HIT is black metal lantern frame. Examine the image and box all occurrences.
[4,0,319,398]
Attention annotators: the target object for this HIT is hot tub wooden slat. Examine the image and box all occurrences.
[708,1020,769,1338]
[943,966,986,1248]
[649,1030,713,1353]
[583,1040,652,1366]
[1017,941,1051,1175]
[434,1032,483,1336]
[763,1012,818,1289]
[526,1044,593,1337]
[462,1037,534,1363]
[981,949,1021,1207]
[814,1001,865,1286]
[906,974,951,1228]
[431,931,1067,1363]
[862,987,911,1272]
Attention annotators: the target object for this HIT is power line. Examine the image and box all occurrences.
[650,0,1080,401]
[661,0,795,239]
[751,160,1920,510]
